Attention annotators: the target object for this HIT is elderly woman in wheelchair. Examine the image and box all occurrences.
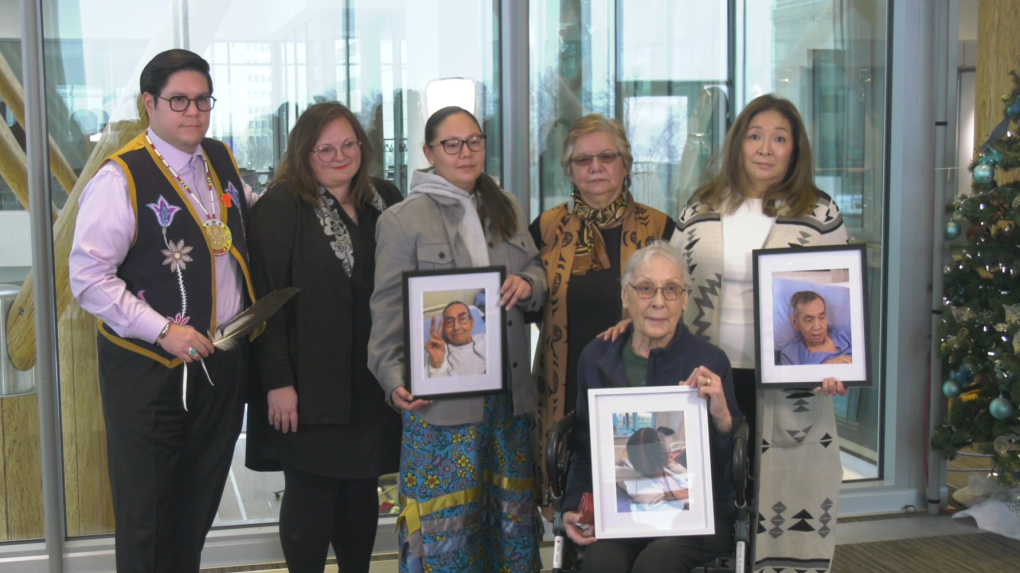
[559,241,743,573]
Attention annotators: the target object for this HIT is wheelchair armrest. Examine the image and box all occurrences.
[545,411,577,500]
[732,417,749,507]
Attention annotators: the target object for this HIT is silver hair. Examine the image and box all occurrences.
[621,240,689,295]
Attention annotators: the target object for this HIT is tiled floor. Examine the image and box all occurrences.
[238,514,993,573]
[208,420,990,573]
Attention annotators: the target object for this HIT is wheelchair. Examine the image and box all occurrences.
[545,412,752,573]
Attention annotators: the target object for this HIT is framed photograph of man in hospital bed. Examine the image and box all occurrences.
[588,386,716,539]
[752,243,871,389]
[402,266,507,400]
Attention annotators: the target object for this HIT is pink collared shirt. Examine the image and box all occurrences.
[69,129,254,343]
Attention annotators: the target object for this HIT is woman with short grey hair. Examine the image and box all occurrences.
[562,244,740,573]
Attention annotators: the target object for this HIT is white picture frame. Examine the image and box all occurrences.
[588,386,716,539]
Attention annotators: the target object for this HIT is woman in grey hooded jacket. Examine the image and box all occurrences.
[368,106,546,573]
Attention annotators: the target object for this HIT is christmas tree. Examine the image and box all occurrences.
[932,68,1020,483]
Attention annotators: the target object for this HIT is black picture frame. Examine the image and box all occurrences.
[752,244,871,389]
[401,266,508,400]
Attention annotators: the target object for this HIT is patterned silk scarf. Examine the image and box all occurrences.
[571,188,630,274]
[314,181,388,277]
[531,194,669,513]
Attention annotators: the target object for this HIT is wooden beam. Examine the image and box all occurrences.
[0,50,79,196]
[4,115,146,371]
[1,393,44,539]
[976,0,1020,186]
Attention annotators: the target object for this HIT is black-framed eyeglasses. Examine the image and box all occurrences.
[313,140,362,162]
[430,135,486,155]
[628,282,687,301]
[158,95,217,112]
[570,151,623,168]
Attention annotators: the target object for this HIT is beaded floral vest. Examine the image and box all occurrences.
[96,132,254,367]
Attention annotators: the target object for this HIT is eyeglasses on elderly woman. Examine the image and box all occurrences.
[627,282,688,301]
[569,151,623,168]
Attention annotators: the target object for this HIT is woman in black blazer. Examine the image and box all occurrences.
[246,102,402,573]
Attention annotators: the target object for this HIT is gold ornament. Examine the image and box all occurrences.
[1014,331,1020,355]
[978,267,995,279]
[952,306,977,323]
[993,432,1020,456]
[1006,304,1020,325]
[996,323,1010,333]
[942,328,970,353]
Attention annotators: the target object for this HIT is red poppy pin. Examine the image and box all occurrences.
[221,193,233,208]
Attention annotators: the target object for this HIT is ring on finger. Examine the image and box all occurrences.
[188,347,198,357]
[702,376,712,386]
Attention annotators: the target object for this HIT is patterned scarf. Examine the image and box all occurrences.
[314,181,388,277]
[570,188,630,274]
[531,195,669,514]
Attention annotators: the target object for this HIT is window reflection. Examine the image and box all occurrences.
[531,0,729,218]
[744,0,888,480]
[532,0,887,482]
[25,0,501,536]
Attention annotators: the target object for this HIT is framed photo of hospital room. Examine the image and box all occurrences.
[588,386,716,539]
[752,243,871,388]
[402,266,507,400]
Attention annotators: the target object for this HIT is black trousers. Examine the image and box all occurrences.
[278,464,381,573]
[580,506,734,573]
[98,336,247,573]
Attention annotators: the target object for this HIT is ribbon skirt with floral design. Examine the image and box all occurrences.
[397,393,542,573]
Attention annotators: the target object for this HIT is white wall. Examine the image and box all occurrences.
[958,0,979,41]
[0,212,32,284]
[0,0,19,39]
[957,69,976,198]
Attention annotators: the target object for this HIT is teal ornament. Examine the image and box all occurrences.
[942,380,962,399]
[951,364,974,383]
[945,221,962,240]
[974,163,995,184]
[990,396,1015,420]
[1008,96,1020,120]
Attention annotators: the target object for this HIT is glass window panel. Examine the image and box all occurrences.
[741,0,888,481]
[530,0,728,218]
[0,0,45,544]
[532,0,888,484]
[38,0,501,537]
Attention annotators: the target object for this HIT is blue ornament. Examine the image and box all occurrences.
[942,380,962,399]
[951,364,974,383]
[945,221,962,241]
[990,396,1015,420]
[1008,96,1020,120]
[974,163,995,184]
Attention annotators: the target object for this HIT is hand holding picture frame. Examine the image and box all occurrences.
[588,386,716,539]
[402,266,507,400]
[752,244,871,388]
